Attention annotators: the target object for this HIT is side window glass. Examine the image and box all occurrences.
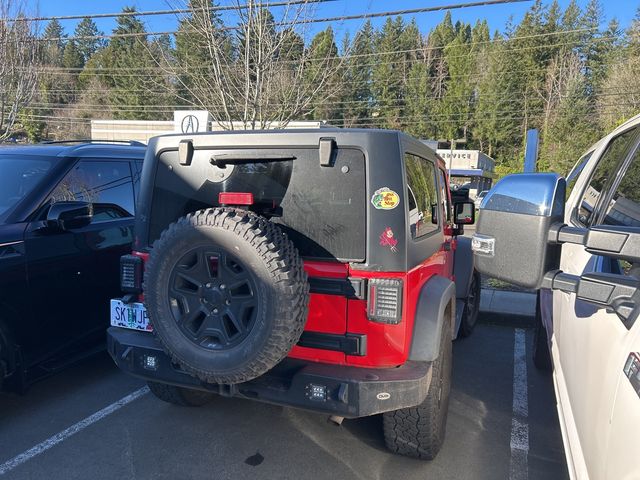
[132,160,143,199]
[566,151,593,200]
[51,160,135,221]
[600,144,640,229]
[405,153,439,239]
[438,168,451,222]
[577,127,638,226]
[591,137,640,279]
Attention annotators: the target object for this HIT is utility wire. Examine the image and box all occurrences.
[34,25,606,74]
[30,34,620,80]
[36,0,533,42]
[8,0,337,23]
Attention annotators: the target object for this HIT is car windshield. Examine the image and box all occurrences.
[0,156,54,222]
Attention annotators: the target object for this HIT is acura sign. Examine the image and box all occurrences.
[173,110,211,133]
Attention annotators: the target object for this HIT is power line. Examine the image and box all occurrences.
[9,0,337,23]
[30,30,617,78]
[28,89,640,112]
[36,0,533,42]
[16,103,630,126]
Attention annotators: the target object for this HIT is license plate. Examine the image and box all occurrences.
[110,299,152,332]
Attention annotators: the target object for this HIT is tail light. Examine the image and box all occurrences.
[367,278,403,324]
[120,254,143,293]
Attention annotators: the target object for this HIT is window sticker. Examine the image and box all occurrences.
[371,187,400,210]
[379,227,398,253]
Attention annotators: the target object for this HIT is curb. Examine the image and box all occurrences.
[479,288,536,328]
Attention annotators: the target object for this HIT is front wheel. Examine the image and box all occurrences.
[382,309,453,460]
[459,271,480,337]
[147,381,215,407]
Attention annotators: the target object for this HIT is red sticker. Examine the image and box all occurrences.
[379,227,398,253]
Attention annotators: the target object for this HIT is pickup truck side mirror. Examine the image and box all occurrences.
[471,173,640,325]
[46,201,93,231]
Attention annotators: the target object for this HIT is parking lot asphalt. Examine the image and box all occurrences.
[0,316,568,480]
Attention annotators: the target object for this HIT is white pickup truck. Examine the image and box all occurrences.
[473,114,640,480]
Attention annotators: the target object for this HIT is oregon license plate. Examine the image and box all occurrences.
[110,299,152,332]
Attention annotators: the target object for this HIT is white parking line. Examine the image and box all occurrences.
[509,328,529,480]
[0,386,149,476]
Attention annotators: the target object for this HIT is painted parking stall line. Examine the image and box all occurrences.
[0,387,149,476]
[509,328,529,480]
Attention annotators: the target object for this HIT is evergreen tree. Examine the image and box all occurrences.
[305,26,340,122]
[103,7,172,120]
[74,18,104,63]
[42,19,66,66]
[62,40,84,69]
[341,21,374,126]
[372,17,408,129]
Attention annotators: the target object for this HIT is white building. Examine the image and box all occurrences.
[436,149,495,199]
[91,110,329,143]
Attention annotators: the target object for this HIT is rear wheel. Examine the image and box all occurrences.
[0,323,14,392]
[383,309,453,460]
[147,381,215,407]
[459,271,480,337]
[532,293,552,371]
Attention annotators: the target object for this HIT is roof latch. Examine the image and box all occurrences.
[319,137,336,167]
[178,139,194,166]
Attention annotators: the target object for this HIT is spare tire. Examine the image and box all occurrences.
[144,207,309,384]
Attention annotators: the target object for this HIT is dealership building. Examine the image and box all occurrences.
[90,111,328,143]
[435,149,495,199]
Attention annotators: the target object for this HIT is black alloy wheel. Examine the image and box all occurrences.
[168,247,259,351]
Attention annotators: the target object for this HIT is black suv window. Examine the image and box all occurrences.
[51,160,135,221]
[405,153,438,239]
[0,156,54,222]
[577,127,639,226]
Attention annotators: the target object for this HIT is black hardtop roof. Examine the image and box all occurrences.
[157,126,400,136]
[0,142,146,160]
[148,127,435,156]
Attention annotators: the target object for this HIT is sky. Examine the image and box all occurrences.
[35,0,638,41]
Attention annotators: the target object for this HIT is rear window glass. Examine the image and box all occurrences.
[150,148,366,261]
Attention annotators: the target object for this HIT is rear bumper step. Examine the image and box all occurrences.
[107,327,432,418]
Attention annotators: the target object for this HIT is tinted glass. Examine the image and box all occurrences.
[0,156,54,222]
[51,160,135,221]
[438,168,451,222]
[577,127,639,226]
[151,148,366,261]
[600,143,640,228]
[566,151,593,200]
[405,153,438,238]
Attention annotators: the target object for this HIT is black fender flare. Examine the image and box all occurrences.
[408,275,456,362]
[454,236,475,299]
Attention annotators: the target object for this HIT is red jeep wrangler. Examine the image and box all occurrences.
[108,129,479,460]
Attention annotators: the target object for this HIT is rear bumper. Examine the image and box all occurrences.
[107,327,432,418]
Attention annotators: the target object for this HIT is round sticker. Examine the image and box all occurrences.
[371,187,400,210]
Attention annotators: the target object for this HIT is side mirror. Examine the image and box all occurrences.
[46,201,93,230]
[471,173,565,289]
[454,201,475,225]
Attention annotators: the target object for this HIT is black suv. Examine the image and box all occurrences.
[0,141,145,392]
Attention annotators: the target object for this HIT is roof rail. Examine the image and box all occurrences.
[39,139,146,147]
